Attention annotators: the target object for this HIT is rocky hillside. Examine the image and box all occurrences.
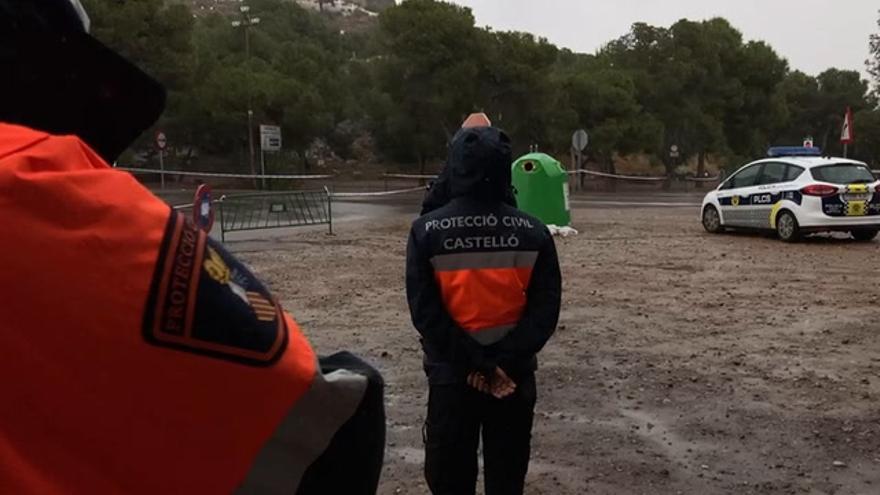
[349,0,395,11]
[186,0,392,17]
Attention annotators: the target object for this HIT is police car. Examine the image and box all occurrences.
[701,147,880,242]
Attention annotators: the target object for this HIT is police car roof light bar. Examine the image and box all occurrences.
[767,146,822,158]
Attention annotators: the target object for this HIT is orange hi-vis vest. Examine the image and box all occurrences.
[432,250,536,344]
[0,123,363,493]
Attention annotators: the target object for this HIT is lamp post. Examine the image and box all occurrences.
[232,4,260,184]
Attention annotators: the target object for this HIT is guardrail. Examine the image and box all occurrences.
[217,188,332,241]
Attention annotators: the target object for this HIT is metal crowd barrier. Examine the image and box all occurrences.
[218,187,332,241]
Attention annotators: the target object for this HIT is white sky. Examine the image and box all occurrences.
[446,0,877,79]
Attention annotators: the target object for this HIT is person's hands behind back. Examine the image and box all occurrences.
[467,367,516,399]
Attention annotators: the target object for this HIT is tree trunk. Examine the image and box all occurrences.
[183,147,194,170]
[606,155,616,193]
[696,151,707,190]
[822,126,832,155]
[606,153,616,175]
[662,154,674,191]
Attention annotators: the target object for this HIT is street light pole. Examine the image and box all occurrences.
[232,4,260,186]
[245,21,255,186]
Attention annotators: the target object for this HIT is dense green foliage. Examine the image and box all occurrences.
[84,0,880,171]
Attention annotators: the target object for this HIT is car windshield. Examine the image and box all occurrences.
[810,164,875,184]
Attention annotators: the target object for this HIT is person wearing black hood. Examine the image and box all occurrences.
[420,151,518,216]
[406,126,562,494]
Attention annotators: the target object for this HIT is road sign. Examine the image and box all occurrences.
[803,136,814,148]
[155,131,167,150]
[260,125,282,151]
[193,184,215,232]
[840,107,854,145]
[572,129,589,152]
[670,144,680,158]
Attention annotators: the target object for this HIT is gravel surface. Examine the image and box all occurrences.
[236,203,880,495]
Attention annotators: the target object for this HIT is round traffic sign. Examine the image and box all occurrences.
[156,131,167,150]
[670,144,679,152]
[572,129,589,152]
[193,184,215,232]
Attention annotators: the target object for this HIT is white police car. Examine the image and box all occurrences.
[701,147,880,242]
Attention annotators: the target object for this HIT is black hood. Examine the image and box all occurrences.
[446,126,513,201]
[0,0,166,162]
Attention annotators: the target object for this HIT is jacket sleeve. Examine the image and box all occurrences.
[494,231,562,365]
[405,226,497,375]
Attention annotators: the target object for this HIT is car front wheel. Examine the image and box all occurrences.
[851,229,879,242]
[776,210,801,243]
[702,205,723,233]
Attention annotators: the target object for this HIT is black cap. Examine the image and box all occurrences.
[0,0,89,33]
[0,0,165,162]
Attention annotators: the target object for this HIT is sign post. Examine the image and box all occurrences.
[572,129,589,190]
[155,131,167,189]
[669,144,682,190]
[259,125,282,189]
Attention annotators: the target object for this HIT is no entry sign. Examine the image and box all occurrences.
[193,184,215,232]
[155,131,167,150]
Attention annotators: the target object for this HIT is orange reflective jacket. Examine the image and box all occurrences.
[0,123,357,493]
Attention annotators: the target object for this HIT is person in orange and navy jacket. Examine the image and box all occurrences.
[406,126,562,495]
[0,2,384,494]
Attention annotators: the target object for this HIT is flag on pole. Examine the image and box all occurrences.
[840,107,854,144]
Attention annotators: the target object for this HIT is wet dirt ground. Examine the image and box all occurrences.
[235,199,880,495]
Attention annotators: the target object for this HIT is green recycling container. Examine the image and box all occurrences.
[511,152,571,226]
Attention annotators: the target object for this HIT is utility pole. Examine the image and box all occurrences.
[232,3,260,184]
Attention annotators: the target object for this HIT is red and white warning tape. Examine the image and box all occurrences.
[569,170,720,182]
[118,167,333,180]
[330,186,427,198]
[382,173,439,180]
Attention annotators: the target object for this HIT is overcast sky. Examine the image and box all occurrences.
[447,0,877,79]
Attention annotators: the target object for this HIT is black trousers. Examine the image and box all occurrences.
[424,373,537,495]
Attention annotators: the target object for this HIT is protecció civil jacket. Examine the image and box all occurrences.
[0,123,384,494]
[406,127,562,385]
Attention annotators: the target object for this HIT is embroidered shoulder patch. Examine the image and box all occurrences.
[142,212,287,366]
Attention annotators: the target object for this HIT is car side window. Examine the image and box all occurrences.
[756,162,787,185]
[724,164,762,190]
[784,165,805,182]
